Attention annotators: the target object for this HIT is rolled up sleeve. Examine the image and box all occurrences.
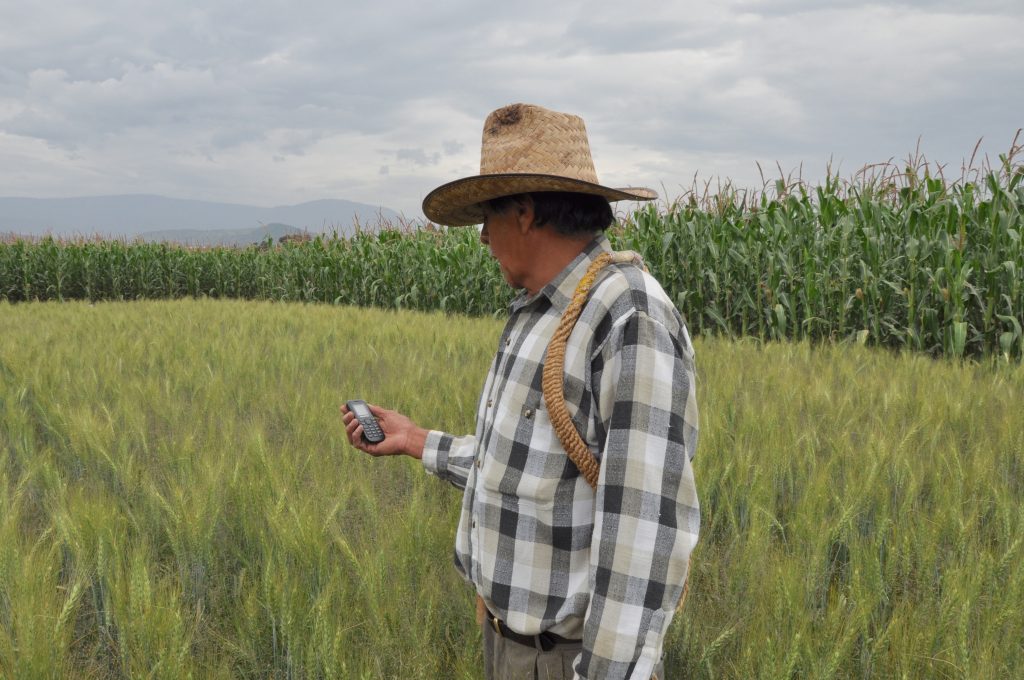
[421,430,476,490]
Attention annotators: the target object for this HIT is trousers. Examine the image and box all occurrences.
[481,620,666,680]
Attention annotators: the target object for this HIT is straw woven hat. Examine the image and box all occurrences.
[422,103,657,226]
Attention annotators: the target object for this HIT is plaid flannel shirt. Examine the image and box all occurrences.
[422,235,700,679]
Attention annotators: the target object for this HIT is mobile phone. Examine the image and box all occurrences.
[346,400,385,444]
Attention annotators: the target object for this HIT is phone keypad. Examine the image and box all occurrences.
[361,419,384,442]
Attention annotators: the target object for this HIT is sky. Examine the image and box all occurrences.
[1,0,1021,220]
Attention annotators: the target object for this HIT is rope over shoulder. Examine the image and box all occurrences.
[541,250,643,489]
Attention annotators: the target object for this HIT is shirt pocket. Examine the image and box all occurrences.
[481,392,565,507]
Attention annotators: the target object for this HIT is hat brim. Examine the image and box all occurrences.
[422,173,657,227]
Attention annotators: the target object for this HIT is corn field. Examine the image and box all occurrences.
[2,149,1022,359]
[0,227,507,317]
[617,155,1024,360]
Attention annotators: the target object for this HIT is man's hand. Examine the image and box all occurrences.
[340,402,428,460]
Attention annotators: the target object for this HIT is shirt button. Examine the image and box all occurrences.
[472,520,477,528]
[475,458,482,469]
[524,409,534,419]
[505,336,511,346]
[487,399,493,407]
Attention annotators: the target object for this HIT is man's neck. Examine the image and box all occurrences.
[521,232,597,296]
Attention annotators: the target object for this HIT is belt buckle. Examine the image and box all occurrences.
[490,614,502,637]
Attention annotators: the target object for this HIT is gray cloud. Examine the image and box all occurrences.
[735,0,1022,16]
[442,140,465,156]
[0,0,1020,216]
[396,148,441,166]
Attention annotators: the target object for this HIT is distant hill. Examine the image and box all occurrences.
[0,195,400,240]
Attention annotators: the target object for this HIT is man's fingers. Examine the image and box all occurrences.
[341,406,365,448]
[345,422,384,455]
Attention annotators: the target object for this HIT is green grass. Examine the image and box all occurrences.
[1,299,1022,678]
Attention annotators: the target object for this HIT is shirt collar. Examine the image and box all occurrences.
[508,234,613,315]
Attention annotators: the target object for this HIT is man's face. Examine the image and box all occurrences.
[480,202,532,290]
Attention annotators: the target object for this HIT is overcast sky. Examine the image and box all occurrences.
[1,0,1021,219]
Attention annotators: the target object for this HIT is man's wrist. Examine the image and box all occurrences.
[404,426,429,460]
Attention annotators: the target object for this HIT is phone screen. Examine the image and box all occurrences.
[352,402,372,419]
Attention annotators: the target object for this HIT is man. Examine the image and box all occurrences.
[342,103,699,679]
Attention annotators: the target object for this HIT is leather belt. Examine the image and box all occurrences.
[487,612,579,652]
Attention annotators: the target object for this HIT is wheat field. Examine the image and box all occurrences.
[1,299,1022,678]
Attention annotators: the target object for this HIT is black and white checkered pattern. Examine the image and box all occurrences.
[423,235,700,679]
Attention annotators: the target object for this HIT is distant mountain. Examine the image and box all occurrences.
[0,195,400,240]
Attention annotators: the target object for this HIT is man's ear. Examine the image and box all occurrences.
[515,195,537,234]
